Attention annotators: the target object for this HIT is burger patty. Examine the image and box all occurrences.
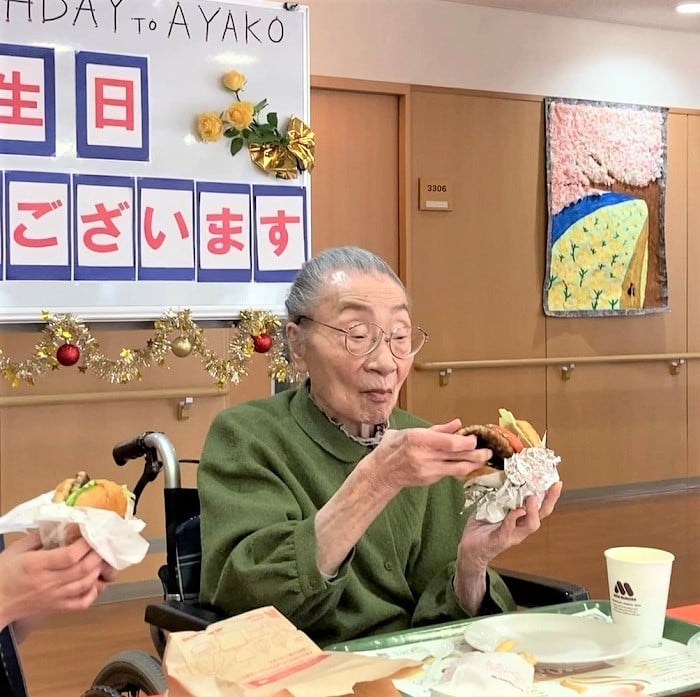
[458,424,512,469]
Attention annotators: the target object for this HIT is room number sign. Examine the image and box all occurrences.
[418,178,453,211]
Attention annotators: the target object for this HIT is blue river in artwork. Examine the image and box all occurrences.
[550,192,635,246]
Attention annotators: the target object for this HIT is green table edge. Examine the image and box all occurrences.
[326,599,700,652]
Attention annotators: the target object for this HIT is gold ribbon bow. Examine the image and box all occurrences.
[248,143,299,180]
[286,116,315,173]
[247,116,315,180]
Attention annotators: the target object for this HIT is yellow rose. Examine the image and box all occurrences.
[196,112,223,142]
[224,101,255,130]
[222,70,247,92]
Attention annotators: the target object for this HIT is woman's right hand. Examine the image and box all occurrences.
[363,419,492,493]
[0,531,114,630]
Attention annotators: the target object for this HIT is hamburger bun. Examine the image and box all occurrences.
[52,471,132,517]
[498,408,542,448]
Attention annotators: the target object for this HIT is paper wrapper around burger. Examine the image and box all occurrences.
[463,447,561,523]
[0,490,148,570]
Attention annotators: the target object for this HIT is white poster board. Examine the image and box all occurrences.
[0,0,310,322]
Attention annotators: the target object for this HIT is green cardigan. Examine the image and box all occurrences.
[198,384,515,646]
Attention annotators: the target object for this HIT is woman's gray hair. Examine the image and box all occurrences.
[285,246,405,322]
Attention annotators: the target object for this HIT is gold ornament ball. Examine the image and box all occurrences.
[171,336,193,358]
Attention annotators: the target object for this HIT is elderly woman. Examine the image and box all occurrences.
[199,246,561,646]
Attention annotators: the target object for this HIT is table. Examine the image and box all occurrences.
[329,600,700,697]
[669,605,700,625]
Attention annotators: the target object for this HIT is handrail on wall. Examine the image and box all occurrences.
[0,386,225,420]
[414,352,700,386]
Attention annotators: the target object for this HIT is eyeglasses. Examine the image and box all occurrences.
[298,316,428,358]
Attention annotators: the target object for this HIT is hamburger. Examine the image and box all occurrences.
[459,408,542,474]
[459,409,560,522]
[52,471,133,518]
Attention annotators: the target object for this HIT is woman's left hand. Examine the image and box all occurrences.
[460,481,563,568]
[452,482,562,613]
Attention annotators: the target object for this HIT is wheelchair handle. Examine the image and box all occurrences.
[113,431,181,489]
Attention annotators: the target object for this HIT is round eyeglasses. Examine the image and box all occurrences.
[298,316,428,358]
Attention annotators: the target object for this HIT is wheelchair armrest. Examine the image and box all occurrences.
[145,600,226,634]
[494,567,590,607]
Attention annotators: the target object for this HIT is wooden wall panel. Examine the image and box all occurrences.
[408,91,546,366]
[310,88,399,269]
[546,363,688,488]
[494,491,700,609]
[687,115,700,477]
[411,369,546,432]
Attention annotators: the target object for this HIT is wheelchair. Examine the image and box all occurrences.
[83,431,591,697]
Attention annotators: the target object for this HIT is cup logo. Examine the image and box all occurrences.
[614,580,635,598]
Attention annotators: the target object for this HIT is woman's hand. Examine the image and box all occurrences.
[362,419,492,494]
[315,419,490,577]
[0,531,117,633]
[453,482,563,613]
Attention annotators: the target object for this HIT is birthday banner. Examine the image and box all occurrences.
[543,98,668,317]
[0,0,310,321]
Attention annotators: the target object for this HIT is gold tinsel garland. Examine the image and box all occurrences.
[0,309,304,388]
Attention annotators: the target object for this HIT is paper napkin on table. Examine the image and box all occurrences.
[430,652,534,697]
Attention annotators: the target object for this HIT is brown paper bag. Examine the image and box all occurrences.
[163,606,419,697]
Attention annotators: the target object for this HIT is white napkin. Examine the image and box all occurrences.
[0,491,149,570]
[430,652,534,697]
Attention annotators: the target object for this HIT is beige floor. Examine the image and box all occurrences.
[19,597,158,697]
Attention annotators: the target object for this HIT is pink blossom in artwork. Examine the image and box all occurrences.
[547,102,664,215]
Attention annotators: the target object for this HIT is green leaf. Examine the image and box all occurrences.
[254,99,268,113]
[247,131,283,145]
[224,128,237,138]
[242,129,251,139]
[267,112,278,128]
[230,138,244,156]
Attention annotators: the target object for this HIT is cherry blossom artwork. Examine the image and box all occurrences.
[544,98,668,317]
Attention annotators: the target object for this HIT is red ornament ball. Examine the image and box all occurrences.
[56,343,80,367]
[252,333,273,354]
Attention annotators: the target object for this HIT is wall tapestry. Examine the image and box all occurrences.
[544,98,668,317]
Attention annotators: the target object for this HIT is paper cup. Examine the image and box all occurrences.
[604,546,674,647]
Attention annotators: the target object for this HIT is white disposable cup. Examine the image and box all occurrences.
[604,546,675,647]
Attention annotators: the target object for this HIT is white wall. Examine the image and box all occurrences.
[305,0,700,109]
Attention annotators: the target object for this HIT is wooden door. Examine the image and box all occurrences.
[309,83,401,270]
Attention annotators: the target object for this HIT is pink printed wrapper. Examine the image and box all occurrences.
[463,447,561,523]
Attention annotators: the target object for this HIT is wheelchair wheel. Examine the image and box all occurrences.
[87,649,168,696]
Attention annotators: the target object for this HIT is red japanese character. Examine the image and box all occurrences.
[0,69,43,126]
[143,205,190,251]
[206,207,244,254]
[259,209,300,257]
[81,201,130,253]
[94,77,134,131]
[13,199,63,248]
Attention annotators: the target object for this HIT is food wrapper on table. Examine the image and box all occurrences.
[430,652,535,697]
[163,606,420,697]
[462,409,561,523]
[0,489,148,570]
